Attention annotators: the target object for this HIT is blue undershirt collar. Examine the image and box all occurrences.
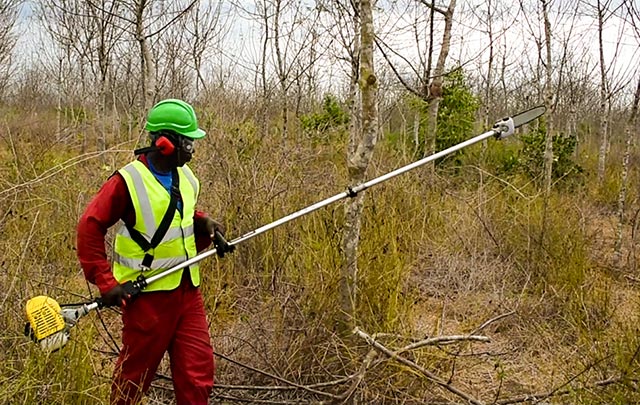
[147,157,183,213]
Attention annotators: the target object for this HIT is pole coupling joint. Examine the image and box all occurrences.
[347,187,358,198]
[493,116,515,139]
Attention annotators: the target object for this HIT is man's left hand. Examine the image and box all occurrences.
[202,217,226,237]
[201,217,235,258]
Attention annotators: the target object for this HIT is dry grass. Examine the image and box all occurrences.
[1,104,639,404]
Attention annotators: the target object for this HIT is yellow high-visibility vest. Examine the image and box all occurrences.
[113,160,200,291]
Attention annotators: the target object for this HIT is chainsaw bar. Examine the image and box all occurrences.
[513,105,546,128]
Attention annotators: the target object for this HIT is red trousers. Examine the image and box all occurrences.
[111,276,214,405]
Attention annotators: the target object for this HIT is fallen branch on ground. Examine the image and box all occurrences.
[354,327,486,405]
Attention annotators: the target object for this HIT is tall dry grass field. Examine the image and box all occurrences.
[1,103,639,404]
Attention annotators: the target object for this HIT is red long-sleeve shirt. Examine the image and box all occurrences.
[77,156,212,295]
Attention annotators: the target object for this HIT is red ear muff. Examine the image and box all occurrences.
[155,136,175,156]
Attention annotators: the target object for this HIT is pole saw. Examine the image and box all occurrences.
[24,105,546,352]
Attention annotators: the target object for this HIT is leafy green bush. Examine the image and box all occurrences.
[518,122,583,182]
[435,68,480,155]
[300,94,350,132]
[393,68,479,161]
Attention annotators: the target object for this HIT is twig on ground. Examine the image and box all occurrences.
[471,311,516,335]
[332,348,378,404]
[495,376,630,404]
[354,327,485,405]
[395,335,490,355]
[214,351,341,400]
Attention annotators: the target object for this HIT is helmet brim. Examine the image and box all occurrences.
[180,127,206,139]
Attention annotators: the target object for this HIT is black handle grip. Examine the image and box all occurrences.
[97,276,145,309]
[213,230,235,258]
[122,277,144,298]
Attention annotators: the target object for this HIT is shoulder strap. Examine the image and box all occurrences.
[126,169,181,269]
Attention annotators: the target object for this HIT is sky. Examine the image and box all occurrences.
[11,0,640,101]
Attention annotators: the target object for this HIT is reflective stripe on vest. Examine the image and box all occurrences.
[113,160,200,291]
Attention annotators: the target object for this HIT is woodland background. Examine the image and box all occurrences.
[1,0,640,404]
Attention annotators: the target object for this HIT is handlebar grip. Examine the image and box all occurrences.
[213,230,235,258]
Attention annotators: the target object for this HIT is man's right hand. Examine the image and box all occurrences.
[101,285,129,308]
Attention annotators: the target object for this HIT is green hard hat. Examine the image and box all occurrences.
[145,99,206,139]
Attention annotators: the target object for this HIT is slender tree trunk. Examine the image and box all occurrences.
[95,1,110,161]
[260,0,270,137]
[136,0,154,114]
[273,0,289,138]
[340,0,377,333]
[482,0,494,154]
[424,0,456,164]
[613,78,640,267]
[98,81,107,162]
[274,0,283,130]
[56,55,63,142]
[500,42,508,112]
[570,105,578,159]
[413,112,420,152]
[346,10,361,158]
[112,90,118,143]
[597,0,609,183]
[540,0,554,248]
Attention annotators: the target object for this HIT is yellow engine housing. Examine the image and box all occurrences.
[25,296,66,341]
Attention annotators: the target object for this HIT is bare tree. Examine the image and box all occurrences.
[481,0,495,130]
[154,5,193,99]
[340,0,378,331]
[316,0,360,115]
[39,0,199,124]
[595,0,615,183]
[0,0,21,100]
[510,0,555,250]
[270,0,321,137]
[577,0,636,183]
[232,0,322,137]
[230,0,277,136]
[613,0,640,267]
[132,0,156,112]
[35,0,97,104]
[421,0,456,161]
[613,77,640,267]
[87,0,126,154]
[540,0,555,246]
[35,0,121,151]
[181,1,229,95]
[375,0,457,164]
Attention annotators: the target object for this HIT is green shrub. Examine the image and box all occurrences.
[435,68,481,157]
[300,94,350,133]
[392,68,479,161]
[517,120,583,182]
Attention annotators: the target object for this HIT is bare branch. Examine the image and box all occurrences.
[214,351,341,400]
[354,327,484,405]
[418,0,447,16]
[496,376,632,405]
[470,311,517,335]
[145,0,198,39]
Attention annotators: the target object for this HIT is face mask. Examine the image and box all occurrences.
[179,137,195,154]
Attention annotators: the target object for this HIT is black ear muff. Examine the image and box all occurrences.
[156,136,176,156]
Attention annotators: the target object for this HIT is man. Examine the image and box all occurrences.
[77,99,233,404]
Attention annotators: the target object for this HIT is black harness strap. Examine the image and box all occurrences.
[126,169,181,270]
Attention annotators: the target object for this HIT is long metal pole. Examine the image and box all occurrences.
[145,127,499,286]
[142,104,547,288]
